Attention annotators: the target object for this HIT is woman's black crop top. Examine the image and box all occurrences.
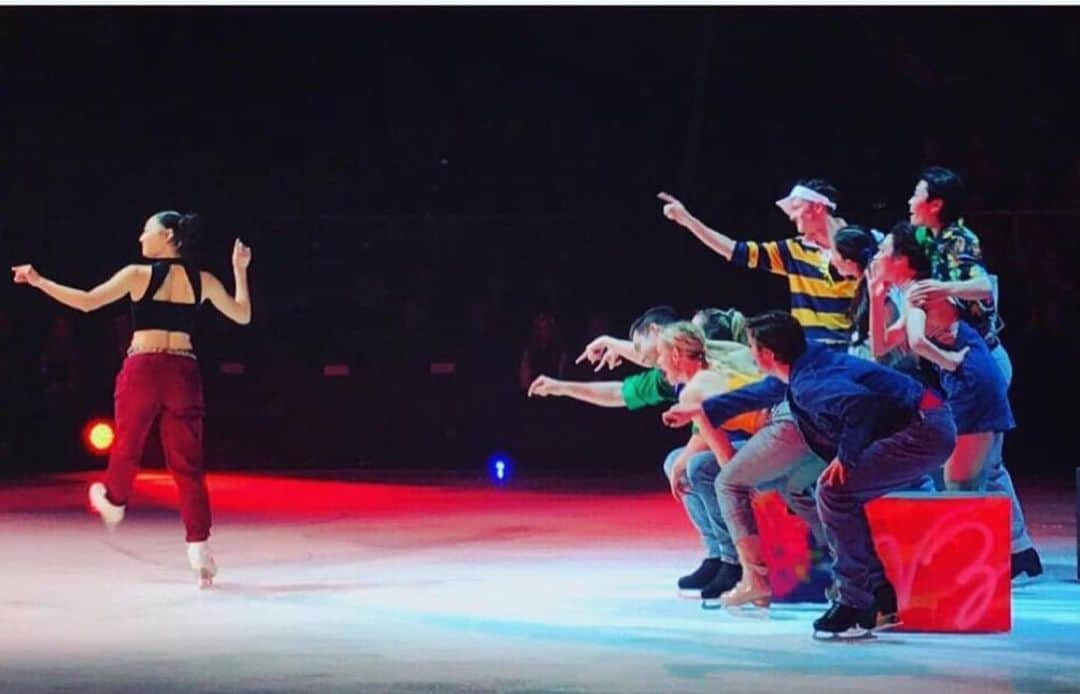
[129,259,202,334]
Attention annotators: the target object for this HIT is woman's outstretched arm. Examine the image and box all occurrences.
[12,264,138,312]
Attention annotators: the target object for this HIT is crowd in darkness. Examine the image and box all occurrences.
[0,8,1076,479]
[1,201,1076,480]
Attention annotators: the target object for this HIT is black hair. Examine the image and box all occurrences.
[888,221,933,280]
[834,225,878,272]
[833,225,880,346]
[154,210,202,258]
[796,178,840,213]
[628,305,679,339]
[919,166,966,226]
[745,310,807,365]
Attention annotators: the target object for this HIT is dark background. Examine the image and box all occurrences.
[0,7,1076,483]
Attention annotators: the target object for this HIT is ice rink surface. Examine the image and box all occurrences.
[2,472,1077,693]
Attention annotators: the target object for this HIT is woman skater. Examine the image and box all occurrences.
[12,211,252,588]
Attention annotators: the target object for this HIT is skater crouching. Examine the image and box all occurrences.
[741,311,956,638]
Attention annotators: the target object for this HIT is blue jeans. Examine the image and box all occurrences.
[663,446,737,564]
[817,406,957,609]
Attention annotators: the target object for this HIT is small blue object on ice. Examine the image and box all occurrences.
[490,457,509,483]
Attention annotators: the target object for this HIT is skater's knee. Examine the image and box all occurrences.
[687,454,718,484]
[662,448,686,479]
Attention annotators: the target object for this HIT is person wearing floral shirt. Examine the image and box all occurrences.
[904,166,1041,580]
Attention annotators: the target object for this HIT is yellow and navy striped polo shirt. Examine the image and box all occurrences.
[731,237,858,346]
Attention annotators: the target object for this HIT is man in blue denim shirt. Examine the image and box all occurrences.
[743,311,956,638]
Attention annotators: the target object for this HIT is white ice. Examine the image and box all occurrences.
[1,474,1077,693]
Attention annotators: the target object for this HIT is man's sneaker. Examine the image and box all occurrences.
[187,541,218,589]
[812,602,875,639]
[677,558,724,592]
[88,483,124,530]
[873,582,902,631]
[1011,548,1043,581]
[700,562,742,607]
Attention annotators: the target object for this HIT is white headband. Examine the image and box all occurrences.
[775,184,837,215]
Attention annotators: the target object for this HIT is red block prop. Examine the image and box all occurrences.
[752,491,830,603]
[866,492,1011,633]
[751,490,1012,630]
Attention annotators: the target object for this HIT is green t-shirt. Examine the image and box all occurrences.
[621,368,677,411]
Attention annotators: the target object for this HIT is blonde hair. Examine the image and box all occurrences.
[660,321,760,381]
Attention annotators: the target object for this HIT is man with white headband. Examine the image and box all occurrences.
[658,179,857,348]
[775,184,838,220]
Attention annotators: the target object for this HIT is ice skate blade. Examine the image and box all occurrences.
[700,597,724,610]
[197,568,214,590]
[718,591,771,609]
[813,627,874,641]
[702,598,771,616]
[873,616,903,633]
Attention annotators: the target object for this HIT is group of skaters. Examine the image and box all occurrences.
[9,167,1040,637]
[527,166,1042,638]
